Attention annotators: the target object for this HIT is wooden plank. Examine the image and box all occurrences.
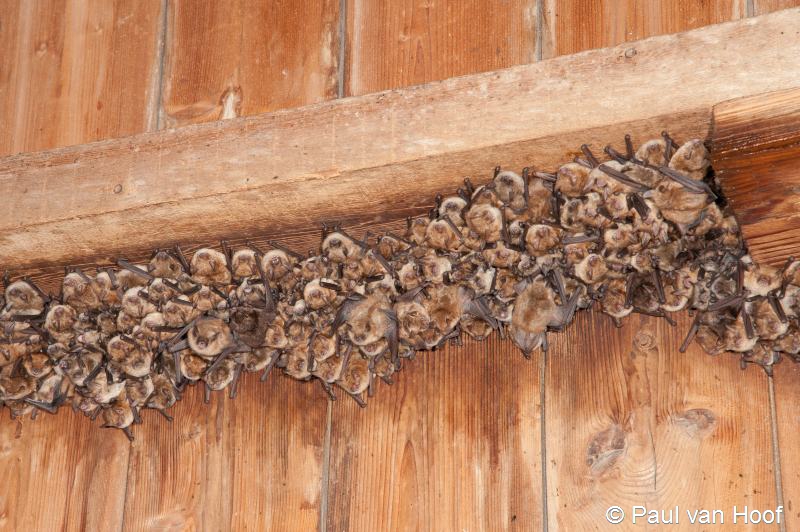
[120,2,342,530]
[0,2,164,531]
[541,0,745,58]
[0,0,165,157]
[546,312,778,531]
[326,335,542,530]
[3,10,800,272]
[711,87,800,266]
[774,362,800,528]
[0,413,130,531]
[330,5,541,530]
[344,0,536,96]
[121,375,328,530]
[754,0,800,15]
[160,0,340,127]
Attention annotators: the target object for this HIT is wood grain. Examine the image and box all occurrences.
[774,362,800,528]
[0,0,165,157]
[345,0,536,96]
[541,0,745,58]
[123,2,343,529]
[4,10,800,271]
[160,0,340,127]
[0,2,163,531]
[121,376,328,531]
[546,312,778,531]
[754,0,800,15]
[0,412,130,531]
[711,87,800,266]
[326,335,543,530]
[330,5,539,530]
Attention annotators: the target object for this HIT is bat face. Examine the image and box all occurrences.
[359,338,387,358]
[742,262,781,297]
[146,373,178,412]
[636,138,667,166]
[669,139,709,179]
[206,358,237,390]
[425,219,462,252]
[283,346,312,380]
[116,311,139,334]
[45,305,78,344]
[395,301,430,341]
[230,306,269,348]
[322,232,360,263]
[264,316,288,349]
[603,223,637,250]
[438,196,467,226]
[62,272,101,312]
[423,285,470,334]
[465,204,503,243]
[230,249,258,280]
[338,355,369,395]
[376,235,406,260]
[23,353,53,379]
[262,250,295,281]
[461,314,494,340]
[722,315,759,353]
[149,250,186,279]
[3,281,46,316]
[122,287,157,319]
[312,354,345,383]
[126,377,155,405]
[575,254,609,284]
[147,279,178,305]
[525,224,561,255]
[309,333,336,361]
[191,248,231,286]
[555,163,591,198]
[303,279,338,310]
[188,317,232,358]
[482,242,520,269]
[342,295,392,346]
[747,299,788,340]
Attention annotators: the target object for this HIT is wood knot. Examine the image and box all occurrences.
[148,508,192,531]
[673,408,717,439]
[587,424,627,477]
[633,330,657,351]
[219,86,243,120]
[182,423,203,441]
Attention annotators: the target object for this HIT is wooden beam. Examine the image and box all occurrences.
[2,9,800,271]
[711,87,800,266]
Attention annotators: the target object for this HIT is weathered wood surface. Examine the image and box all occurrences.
[0,2,165,531]
[3,4,800,532]
[120,3,342,530]
[344,0,536,96]
[327,334,543,531]
[547,312,778,531]
[160,0,340,127]
[775,362,800,526]
[754,0,800,14]
[541,0,745,58]
[122,376,328,531]
[711,87,800,266]
[0,0,165,157]
[329,7,544,528]
[3,10,800,271]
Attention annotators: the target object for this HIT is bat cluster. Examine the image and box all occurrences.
[1,133,799,440]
